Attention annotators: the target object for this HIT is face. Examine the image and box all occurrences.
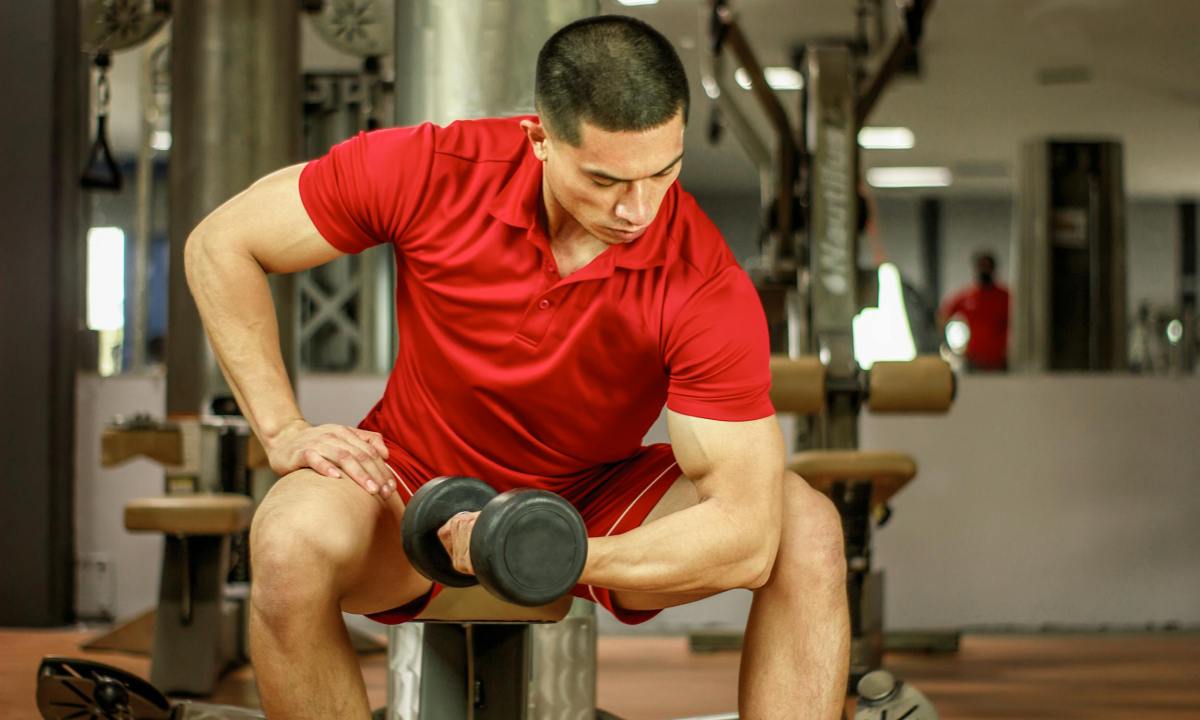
[975,255,996,281]
[525,112,685,245]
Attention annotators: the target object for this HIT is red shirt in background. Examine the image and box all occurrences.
[297,117,773,494]
[941,283,1010,370]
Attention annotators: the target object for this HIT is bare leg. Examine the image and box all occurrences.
[249,470,431,719]
[611,472,849,719]
[738,476,849,719]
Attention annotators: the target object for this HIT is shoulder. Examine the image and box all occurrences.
[657,189,756,320]
[349,116,528,167]
[663,187,740,282]
[429,116,531,165]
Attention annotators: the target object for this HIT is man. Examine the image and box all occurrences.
[940,251,1011,371]
[186,16,847,719]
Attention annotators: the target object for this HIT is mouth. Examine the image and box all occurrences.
[608,225,647,241]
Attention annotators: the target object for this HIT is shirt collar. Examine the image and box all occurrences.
[487,140,675,271]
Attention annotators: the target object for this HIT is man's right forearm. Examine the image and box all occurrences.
[184,225,303,447]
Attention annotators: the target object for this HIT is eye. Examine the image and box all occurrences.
[591,178,616,188]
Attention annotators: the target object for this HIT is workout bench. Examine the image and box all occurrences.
[387,585,598,719]
[93,417,257,696]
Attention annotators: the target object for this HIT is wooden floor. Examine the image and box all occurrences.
[4,627,1199,719]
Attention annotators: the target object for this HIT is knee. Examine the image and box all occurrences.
[764,472,846,589]
[249,473,360,616]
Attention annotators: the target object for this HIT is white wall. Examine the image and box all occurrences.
[78,373,1200,635]
[75,375,168,620]
[863,373,1200,630]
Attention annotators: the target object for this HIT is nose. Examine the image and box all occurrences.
[614,181,652,228]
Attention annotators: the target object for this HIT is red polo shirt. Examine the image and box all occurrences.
[298,117,772,493]
[941,283,1010,370]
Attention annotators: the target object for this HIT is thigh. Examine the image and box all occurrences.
[252,468,432,616]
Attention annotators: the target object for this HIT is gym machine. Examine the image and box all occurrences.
[702,0,951,713]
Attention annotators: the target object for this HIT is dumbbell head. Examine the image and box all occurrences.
[401,476,497,588]
[471,489,588,607]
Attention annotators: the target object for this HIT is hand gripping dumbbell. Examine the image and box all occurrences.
[400,476,589,606]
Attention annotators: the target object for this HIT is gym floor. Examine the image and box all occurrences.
[3,627,1198,719]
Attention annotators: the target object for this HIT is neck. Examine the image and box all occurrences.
[544,176,600,253]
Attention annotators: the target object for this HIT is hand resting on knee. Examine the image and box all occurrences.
[263,418,397,498]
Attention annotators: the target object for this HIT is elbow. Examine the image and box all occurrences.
[739,523,781,591]
[739,537,777,588]
[183,225,210,290]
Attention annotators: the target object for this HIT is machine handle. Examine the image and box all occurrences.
[867,356,955,413]
[769,356,828,415]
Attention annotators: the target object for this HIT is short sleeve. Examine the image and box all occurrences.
[940,289,966,321]
[298,124,437,254]
[664,266,774,421]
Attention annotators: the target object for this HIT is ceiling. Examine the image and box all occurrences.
[99,0,1200,198]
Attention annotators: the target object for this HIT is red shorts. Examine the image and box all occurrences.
[366,443,683,626]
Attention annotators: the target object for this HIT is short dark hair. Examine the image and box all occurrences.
[535,15,690,146]
[973,251,997,269]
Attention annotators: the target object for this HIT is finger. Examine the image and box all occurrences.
[302,449,343,479]
[332,428,393,491]
[325,430,390,490]
[320,443,382,494]
[355,429,389,460]
[454,514,477,575]
[354,431,392,489]
[452,521,471,574]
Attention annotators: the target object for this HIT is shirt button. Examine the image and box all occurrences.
[538,299,552,310]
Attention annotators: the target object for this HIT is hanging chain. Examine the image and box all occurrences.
[95,50,113,120]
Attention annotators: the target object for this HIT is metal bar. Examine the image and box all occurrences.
[855,0,935,127]
[698,20,772,176]
[179,535,193,625]
[714,7,796,153]
[298,277,364,344]
[920,197,942,310]
[1179,201,1197,371]
[132,38,159,372]
[804,45,859,449]
[714,6,798,246]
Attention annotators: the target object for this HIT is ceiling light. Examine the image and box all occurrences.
[735,67,803,91]
[616,0,659,5]
[858,126,915,150]
[866,166,952,188]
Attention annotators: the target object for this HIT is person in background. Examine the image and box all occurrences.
[939,251,1010,371]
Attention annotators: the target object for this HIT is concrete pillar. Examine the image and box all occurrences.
[394,0,598,125]
[167,0,300,415]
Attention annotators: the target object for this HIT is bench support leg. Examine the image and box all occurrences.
[151,533,240,695]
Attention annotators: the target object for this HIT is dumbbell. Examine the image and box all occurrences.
[400,476,589,606]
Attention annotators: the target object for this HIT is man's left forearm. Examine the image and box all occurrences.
[579,486,781,596]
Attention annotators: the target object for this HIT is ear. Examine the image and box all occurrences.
[521,118,549,161]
